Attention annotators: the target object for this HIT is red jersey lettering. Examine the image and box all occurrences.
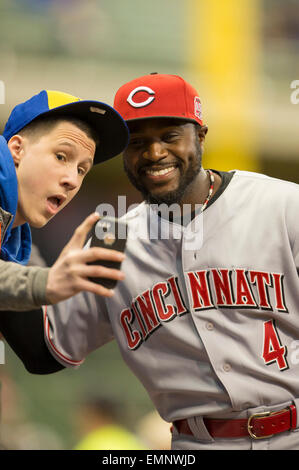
[135,290,160,334]
[187,271,214,310]
[120,308,142,350]
[211,269,234,306]
[152,282,176,322]
[235,269,257,307]
[262,319,288,371]
[249,271,272,309]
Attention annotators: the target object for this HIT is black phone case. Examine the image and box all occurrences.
[88,217,127,289]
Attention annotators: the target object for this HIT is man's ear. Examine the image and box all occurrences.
[196,125,208,153]
[7,135,24,167]
[197,125,208,143]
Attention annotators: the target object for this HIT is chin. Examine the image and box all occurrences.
[146,189,184,206]
[29,217,50,229]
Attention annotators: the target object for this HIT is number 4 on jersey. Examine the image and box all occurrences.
[262,320,288,371]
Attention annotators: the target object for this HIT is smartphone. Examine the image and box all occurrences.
[88,216,127,289]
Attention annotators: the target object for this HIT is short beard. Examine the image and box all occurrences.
[123,143,203,206]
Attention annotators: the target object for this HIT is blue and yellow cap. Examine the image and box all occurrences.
[3,90,129,164]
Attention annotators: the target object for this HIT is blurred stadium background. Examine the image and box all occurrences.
[0,0,298,449]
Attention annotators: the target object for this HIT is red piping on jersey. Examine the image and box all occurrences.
[43,306,84,366]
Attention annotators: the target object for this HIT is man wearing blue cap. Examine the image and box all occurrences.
[0,89,129,311]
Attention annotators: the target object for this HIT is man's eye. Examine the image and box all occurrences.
[56,154,66,161]
[78,167,87,176]
[163,133,179,142]
[129,139,144,148]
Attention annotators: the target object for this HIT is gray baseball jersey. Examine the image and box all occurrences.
[44,170,299,449]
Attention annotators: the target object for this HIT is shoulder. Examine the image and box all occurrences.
[231,169,299,199]
[233,169,299,188]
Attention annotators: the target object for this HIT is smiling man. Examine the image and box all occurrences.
[4,75,299,451]
[123,118,214,207]
[0,89,129,309]
[117,74,224,219]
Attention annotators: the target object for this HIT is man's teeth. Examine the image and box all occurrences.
[146,166,176,176]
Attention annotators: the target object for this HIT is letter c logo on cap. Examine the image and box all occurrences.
[127,86,155,108]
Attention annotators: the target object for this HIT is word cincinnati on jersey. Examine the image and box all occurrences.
[121,267,287,351]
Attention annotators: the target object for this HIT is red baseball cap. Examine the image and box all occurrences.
[113,73,203,126]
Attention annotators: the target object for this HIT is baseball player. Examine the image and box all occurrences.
[4,74,299,450]
[0,89,128,310]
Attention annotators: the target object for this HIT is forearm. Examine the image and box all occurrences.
[0,259,49,311]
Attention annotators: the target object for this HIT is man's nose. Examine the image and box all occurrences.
[60,167,79,191]
[142,141,168,161]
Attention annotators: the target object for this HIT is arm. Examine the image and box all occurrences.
[0,307,65,374]
[0,213,119,371]
[0,260,49,311]
[44,292,113,369]
[0,290,113,374]
[0,213,125,311]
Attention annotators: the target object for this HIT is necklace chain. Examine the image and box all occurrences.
[201,170,215,212]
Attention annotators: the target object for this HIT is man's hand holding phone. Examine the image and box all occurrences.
[88,215,127,289]
[45,213,127,304]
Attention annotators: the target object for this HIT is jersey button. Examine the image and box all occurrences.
[223,363,231,372]
[206,322,214,330]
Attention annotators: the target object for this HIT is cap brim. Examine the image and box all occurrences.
[125,115,201,126]
[35,100,129,164]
